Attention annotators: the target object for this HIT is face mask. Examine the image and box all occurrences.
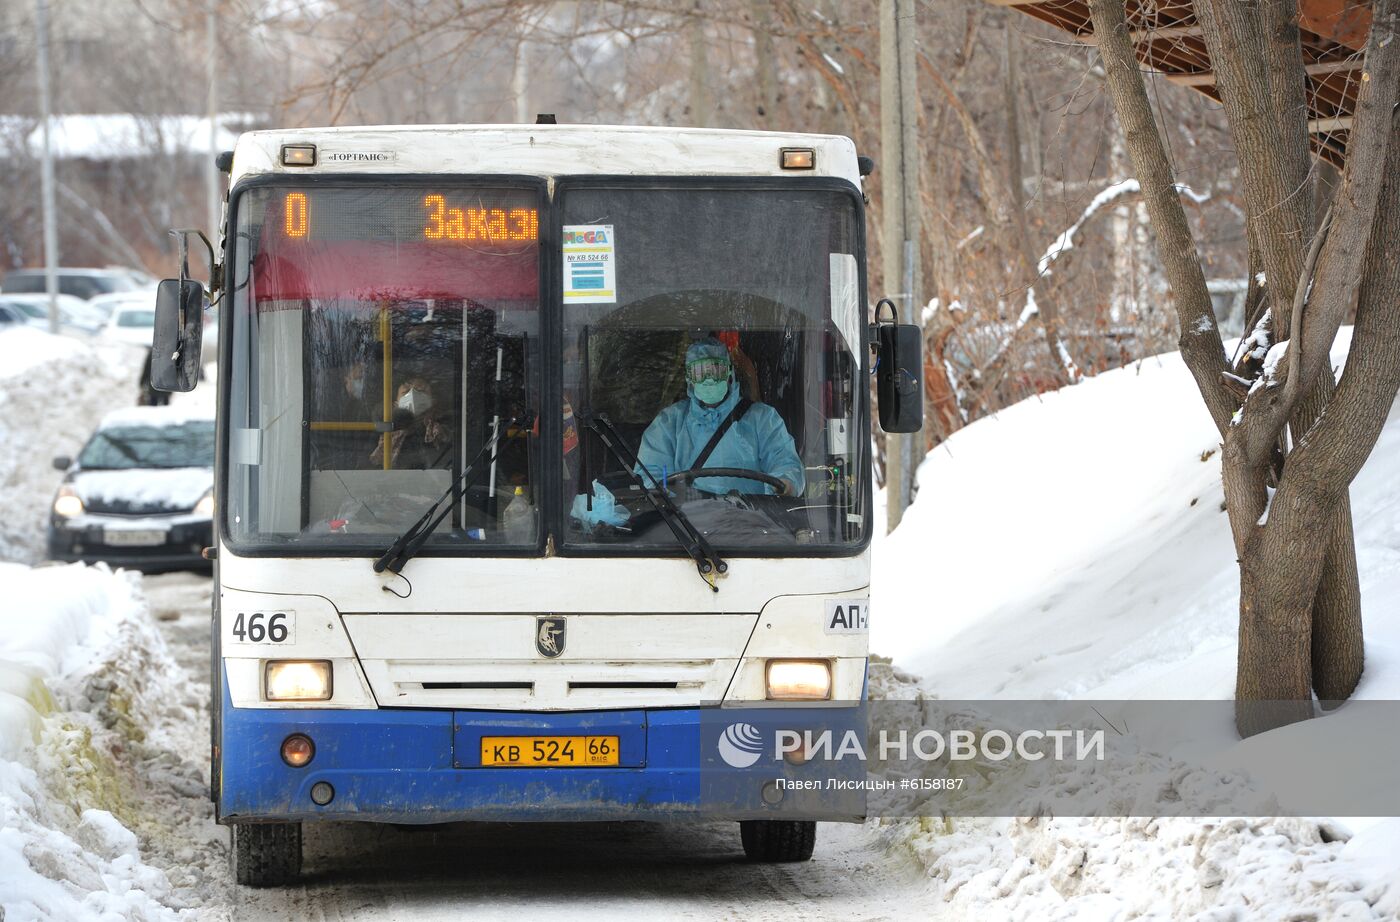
[693,378,729,406]
[398,387,432,417]
[347,376,365,399]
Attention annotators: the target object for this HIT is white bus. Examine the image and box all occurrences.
[151,122,922,886]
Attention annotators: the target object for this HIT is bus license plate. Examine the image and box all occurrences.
[480,735,619,767]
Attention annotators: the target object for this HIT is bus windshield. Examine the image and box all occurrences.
[560,183,869,552]
[223,179,868,556]
[225,183,542,551]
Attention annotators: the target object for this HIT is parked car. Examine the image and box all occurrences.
[87,290,154,323]
[0,300,28,326]
[48,406,215,571]
[1,267,145,300]
[202,302,219,358]
[0,292,105,333]
[103,303,158,345]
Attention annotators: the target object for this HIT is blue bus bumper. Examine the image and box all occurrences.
[218,685,865,825]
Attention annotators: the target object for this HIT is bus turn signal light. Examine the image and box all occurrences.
[281,733,314,767]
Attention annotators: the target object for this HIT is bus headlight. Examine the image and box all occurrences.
[53,485,84,518]
[265,660,332,701]
[765,660,832,701]
[194,490,215,517]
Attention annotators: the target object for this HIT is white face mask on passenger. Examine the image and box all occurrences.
[398,388,432,417]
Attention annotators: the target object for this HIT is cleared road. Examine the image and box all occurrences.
[138,572,940,921]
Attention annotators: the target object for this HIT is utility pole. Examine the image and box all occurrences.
[35,0,59,334]
[879,0,922,533]
[207,1,220,235]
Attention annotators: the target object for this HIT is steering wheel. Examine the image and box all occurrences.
[594,466,789,496]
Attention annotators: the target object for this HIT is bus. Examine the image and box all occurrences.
[150,122,922,886]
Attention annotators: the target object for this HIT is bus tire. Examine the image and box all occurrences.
[232,822,302,886]
[739,820,816,862]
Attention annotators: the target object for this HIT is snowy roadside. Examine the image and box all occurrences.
[0,328,146,564]
[864,660,1400,919]
[868,330,1400,919]
[0,562,222,921]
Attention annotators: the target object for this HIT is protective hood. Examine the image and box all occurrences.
[684,337,734,410]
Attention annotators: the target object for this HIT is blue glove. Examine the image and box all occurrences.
[570,480,631,531]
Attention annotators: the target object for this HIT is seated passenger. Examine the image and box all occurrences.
[310,360,382,470]
[371,376,452,469]
[636,337,804,497]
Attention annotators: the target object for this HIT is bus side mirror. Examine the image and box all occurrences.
[151,278,205,392]
[872,298,924,434]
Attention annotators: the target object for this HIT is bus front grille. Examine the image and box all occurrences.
[342,612,756,711]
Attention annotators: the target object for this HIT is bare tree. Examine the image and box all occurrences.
[1089,0,1400,736]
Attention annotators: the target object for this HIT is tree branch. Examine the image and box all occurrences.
[1287,7,1400,489]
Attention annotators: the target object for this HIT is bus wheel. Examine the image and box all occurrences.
[739,820,816,862]
[232,822,302,886]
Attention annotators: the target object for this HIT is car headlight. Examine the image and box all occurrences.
[53,485,84,518]
[264,660,332,701]
[766,659,832,701]
[194,490,215,517]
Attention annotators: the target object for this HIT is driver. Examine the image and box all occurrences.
[635,337,804,497]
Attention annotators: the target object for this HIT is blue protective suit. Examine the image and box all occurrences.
[636,383,805,496]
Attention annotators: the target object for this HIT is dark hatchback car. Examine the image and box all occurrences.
[49,407,216,571]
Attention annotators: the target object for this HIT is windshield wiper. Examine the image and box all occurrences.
[578,411,727,592]
[373,414,530,575]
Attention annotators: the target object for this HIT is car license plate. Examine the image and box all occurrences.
[480,735,620,767]
[104,529,166,547]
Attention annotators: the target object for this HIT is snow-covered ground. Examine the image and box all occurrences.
[873,329,1400,918]
[0,564,212,920]
[0,328,147,563]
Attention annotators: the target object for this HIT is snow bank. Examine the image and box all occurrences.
[0,328,89,381]
[873,329,1371,702]
[870,328,1400,916]
[877,814,1394,921]
[0,327,145,563]
[0,562,193,920]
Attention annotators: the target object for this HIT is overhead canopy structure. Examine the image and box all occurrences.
[988,0,1372,166]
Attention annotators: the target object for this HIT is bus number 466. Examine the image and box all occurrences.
[231,612,290,643]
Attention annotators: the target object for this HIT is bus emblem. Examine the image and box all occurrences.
[536,617,566,658]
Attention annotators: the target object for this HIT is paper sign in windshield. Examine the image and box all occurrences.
[563,225,616,304]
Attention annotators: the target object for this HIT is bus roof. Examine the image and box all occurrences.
[229,124,862,187]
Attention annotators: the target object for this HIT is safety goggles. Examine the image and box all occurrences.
[685,356,731,384]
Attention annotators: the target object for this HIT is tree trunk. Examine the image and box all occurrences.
[687,6,710,128]
[1235,549,1318,737]
[1091,0,1400,736]
[750,1,778,126]
[1311,492,1364,704]
[1196,0,1368,705]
